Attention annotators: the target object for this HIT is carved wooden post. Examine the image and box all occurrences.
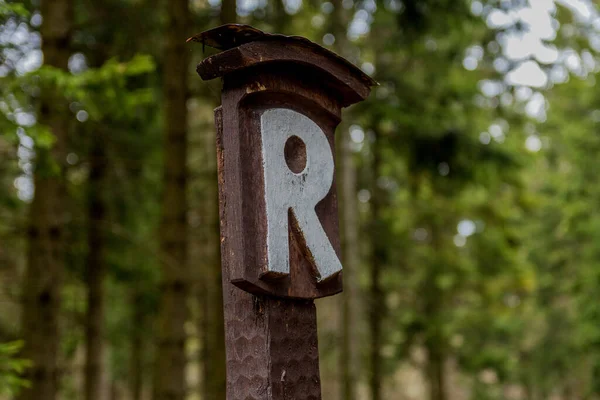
[189,24,376,399]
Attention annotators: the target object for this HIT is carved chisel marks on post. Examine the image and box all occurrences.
[260,108,343,282]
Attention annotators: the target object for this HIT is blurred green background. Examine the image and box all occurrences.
[2,0,600,399]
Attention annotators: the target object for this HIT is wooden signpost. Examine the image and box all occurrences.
[190,24,375,399]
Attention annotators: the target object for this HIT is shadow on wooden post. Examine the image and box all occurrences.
[189,24,376,400]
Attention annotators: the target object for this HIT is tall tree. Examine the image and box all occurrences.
[153,0,190,398]
[368,124,385,400]
[83,7,111,396]
[220,0,236,26]
[329,1,360,399]
[198,132,225,400]
[130,293,147,400]
[18,0,73,399]
[198,4,235,399]
[84,127,108,400]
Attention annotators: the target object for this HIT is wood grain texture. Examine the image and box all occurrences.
[221,293,321,400]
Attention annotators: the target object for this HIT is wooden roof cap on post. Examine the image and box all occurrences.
[188,24,377,107]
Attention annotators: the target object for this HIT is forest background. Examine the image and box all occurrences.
[2,0,600,399]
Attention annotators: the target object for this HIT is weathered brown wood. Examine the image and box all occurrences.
[216,68,343,300]
[189,25,376,99]
[217,108,322,400]
[194,24,375,400]
[197,40,372,105]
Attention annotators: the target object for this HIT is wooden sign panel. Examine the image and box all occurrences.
[216,76,344,299]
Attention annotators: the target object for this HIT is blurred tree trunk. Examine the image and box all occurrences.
[130,290,145,400]
[197,5,235,400]
[195,107,226,400]
[198,121,226,400]
[426,342,447,400]
[270,0,290,33]
[330,2,359,400]
[18,0,73,399]
[369,126,384,400]
[153,0,190,398]
[338,121,359,400]
[85,129,108,400]
[424,224,447,400]
[83,6,113,395]
[220,0,236,25]
[200,191,225,400]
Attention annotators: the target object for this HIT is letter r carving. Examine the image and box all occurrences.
[260,108,343,282]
